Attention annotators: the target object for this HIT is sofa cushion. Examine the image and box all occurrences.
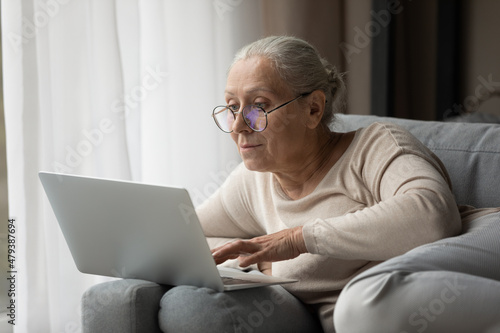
[82,279,170,333]
[333,114,500,208]
[334,211,500,333]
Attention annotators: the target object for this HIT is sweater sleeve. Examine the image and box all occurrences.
[196,163,266,243]
[302,123,462,260]
[196,163,266,270]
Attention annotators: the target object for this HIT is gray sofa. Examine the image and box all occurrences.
[82,114,500,332]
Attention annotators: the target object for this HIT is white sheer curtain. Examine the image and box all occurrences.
[2,0,264,331]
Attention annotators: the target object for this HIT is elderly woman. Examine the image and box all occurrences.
[159,36,500,332]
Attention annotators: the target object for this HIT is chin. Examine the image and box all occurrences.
[241,158,268,173]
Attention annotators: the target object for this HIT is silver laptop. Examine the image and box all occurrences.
[38,171,297,291]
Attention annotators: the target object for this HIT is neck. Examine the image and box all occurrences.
[274,128,342,200]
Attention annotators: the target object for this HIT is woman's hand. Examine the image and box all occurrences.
[258,261,273,276]
[211,226,307,268]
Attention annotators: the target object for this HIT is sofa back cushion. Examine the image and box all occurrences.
[334,114,500,208]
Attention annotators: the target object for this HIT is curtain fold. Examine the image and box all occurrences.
[2,0,254,331]
[2,0,346,330]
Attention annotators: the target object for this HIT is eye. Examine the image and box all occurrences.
[227,104,239,112]
[254,102,267,109]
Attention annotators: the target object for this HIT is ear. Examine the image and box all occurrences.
[305,90,326,129]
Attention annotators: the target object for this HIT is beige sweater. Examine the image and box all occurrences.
[196,122,462,330]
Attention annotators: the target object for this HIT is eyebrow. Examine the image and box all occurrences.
[224,87,278,97]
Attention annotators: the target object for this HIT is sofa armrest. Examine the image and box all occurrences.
[82,279,170,333]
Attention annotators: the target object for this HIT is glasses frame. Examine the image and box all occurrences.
[212,92,312,133]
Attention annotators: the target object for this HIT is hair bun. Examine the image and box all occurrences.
[321,59,338,82]
[233,36,346,124]
[322,61,340,101]
[326,65,338,83]
[322,61,340,98]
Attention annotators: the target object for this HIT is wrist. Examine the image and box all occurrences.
[294,226,308,254]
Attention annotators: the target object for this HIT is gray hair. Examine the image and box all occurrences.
[229,35,346,127]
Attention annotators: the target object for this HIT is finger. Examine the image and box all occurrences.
[211,241,242,255]
[258,262,273,276]
[212,241,259,266]
[213,253,239,265]
[212,240,260,259]
[211,242,231,254]
[237,251,268,267]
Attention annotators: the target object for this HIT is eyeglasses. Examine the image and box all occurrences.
[212,92,311,133]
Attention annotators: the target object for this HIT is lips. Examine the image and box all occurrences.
[239,143,262,152]
[240,143,260,148]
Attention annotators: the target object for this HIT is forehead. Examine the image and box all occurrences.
[225,56,288,97]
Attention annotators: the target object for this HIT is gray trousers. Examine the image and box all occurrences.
[158,212,500,333]
[158,280,323,332]
[334,211,500,333]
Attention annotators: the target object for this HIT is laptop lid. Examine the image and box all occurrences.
[39,171,226,291]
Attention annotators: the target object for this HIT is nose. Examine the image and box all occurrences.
[232,110,253,134]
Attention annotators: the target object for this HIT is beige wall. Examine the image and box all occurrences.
[261,0,372,115]
[460,0,500,116]
[261,0,344,68]
[342,0,372,115]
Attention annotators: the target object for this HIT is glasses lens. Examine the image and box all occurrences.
[243,106,267,131]
[213,106,235,132]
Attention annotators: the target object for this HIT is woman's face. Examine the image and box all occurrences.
[225,56,312,173]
